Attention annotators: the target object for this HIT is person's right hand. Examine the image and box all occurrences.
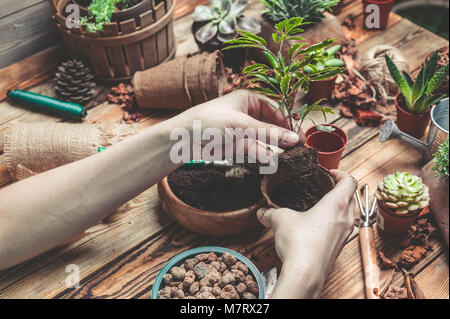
[257,170,357,298]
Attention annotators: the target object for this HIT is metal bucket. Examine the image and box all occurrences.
[426,98,449,159]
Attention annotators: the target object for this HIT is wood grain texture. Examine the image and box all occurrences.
[414,255,449,299]
[0,0,448,299]
[0,1,61,68]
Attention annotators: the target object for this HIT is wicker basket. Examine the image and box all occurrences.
[50,0,176,82]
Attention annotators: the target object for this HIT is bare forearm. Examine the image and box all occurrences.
[0,117,185,270]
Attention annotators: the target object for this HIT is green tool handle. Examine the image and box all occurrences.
[185,160,207,167]
[7,90,86,121]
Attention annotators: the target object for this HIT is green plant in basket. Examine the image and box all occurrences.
[302,44,345,74]
[192,0,261,44]
[262,0,340,25]
[385,51,449,114]
[80,0,129,33]
[224,17,345,133]
[432,137,449,181]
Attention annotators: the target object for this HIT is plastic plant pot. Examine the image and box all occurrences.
[151,246,266,299]
[376,201,421,236]
[395,93,431,139]
[305,124,348,170]
[362,0,395,30]
[305,76,337,104]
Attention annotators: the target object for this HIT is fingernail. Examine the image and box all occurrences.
[257,207,267,219]
[281,131,299,146]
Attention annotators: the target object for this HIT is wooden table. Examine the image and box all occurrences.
[0,0,448,299]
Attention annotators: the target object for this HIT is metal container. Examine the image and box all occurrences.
[426,98,449,159]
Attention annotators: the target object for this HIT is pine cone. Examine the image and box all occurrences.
[54,59,96,105]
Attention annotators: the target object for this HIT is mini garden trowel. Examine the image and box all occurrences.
[356,184,380,299]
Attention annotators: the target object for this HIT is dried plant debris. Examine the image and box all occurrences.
[332,40,382,127]
[108,83,143,123]
[399,246,428,268]
[382,285,408,299]
[401,217,436,250]
[342,14,356,30]
[402,268,426,299]
[378,251,399,270]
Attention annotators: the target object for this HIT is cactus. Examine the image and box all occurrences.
[375,172,430,215]
[192,0,261,44]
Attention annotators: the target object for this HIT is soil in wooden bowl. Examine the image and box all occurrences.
[270,145,335,211]
[168,163,263,212]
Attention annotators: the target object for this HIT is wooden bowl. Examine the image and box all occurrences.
[261,166,336,209]
[158,177,264,236]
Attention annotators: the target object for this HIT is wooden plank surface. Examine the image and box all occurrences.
[0,0,448,299]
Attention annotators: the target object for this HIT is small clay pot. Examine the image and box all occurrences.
[305,75,337,104]
[261,165,335,209]
[362,0,395,30]
[395,93,431,139]
[376,201,422,235]
[305,124,348,170]
[158,177,264,236]
[192,22,245,72]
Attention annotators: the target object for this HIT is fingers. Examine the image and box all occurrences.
[257,207,296,230]
[245,92,290,129]
[329,170,358,200]
[237,114,304,148]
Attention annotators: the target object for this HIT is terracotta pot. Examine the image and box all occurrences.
[362,0,395,30]
[376,201,422,235]
[395,93,431,139]
[305,124,348,170]
[306,76,337,104]
[158,177,264,236]
[261,165,335,209]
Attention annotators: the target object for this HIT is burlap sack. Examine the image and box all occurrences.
[132,51,226,110]
[4,122,138,180]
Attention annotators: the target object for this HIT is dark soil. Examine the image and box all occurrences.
[271,145,335,212]
[168,163,263,212]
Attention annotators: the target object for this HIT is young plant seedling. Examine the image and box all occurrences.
[224,17,345,134]
[80,0,130,33]
[385,51,449,114]
[303,44,345,74]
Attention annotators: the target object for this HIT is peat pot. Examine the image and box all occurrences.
[158,177,264,236]
[50,0,176,82]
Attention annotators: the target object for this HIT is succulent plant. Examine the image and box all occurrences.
[192,0,261,44]
[303,44,345,74]
[375,172,430,215]
[262,0,340,25]
[385,50,449,114]
[432,137,449,181]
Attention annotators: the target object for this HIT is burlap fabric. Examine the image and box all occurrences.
[132,51,227,110]
[4,122,138,180]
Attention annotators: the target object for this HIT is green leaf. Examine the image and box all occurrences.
[294,39,335,57]
[412,67,425,104]
[426,64,449,95]
[272,33,278,43]
[195,21,218,44]
[423,51,438,84]
[263,51,280,69]
[250,86,280,97]
[242,64,269,74]
[222,44,261,51]
[289,42,307,58]
[422,94,446,112]
[316,125,335,133]
[403,71,414,89]
[192,5,215,22]
[325,58,345,67]
[385,53,412,105]
[325,45,341,57]
[260,98,280,111]
[237,30,267,46]
[280,74,291,95]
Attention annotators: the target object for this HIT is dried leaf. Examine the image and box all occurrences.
[382,286,408,299]
[401,268,426,299]
[399,246,428,268]
[378,251,399,270]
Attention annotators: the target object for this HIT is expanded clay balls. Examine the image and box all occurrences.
[158,252,259,299]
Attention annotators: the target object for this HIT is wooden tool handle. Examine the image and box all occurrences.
[359,226,380,299]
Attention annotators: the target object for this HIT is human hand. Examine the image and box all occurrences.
[172,90,305,158]
[257,170,357,298]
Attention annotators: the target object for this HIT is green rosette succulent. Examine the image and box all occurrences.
[192,0,261,44]
[375,172,430,215]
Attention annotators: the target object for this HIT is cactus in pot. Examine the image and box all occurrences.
[375,172,430,216]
